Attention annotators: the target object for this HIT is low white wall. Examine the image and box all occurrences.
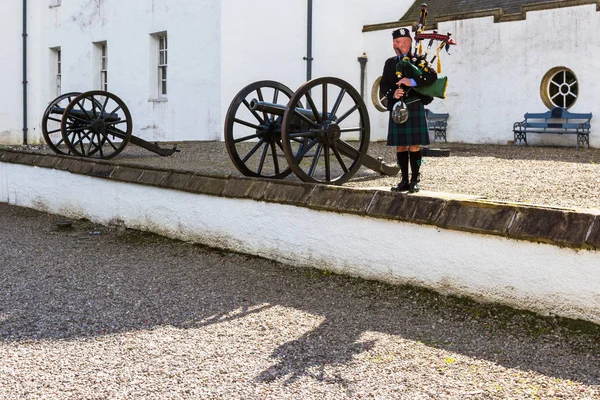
[1,161,599,324]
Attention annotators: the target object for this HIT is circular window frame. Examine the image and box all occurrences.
[540,67,579,110]
[371,76,388,112]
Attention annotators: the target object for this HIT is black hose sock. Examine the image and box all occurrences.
[396,151,409,181]
[409,150,422,182]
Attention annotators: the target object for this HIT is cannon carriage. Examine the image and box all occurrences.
[42,90,178,159]
[225,77,399,185]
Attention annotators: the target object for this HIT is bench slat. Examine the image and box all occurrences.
[525,112,551,119]
[523,122,590,129]
[565,114,592,119]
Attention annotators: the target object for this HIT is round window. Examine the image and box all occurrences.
[540,67,578,109]
[371,76,388,112]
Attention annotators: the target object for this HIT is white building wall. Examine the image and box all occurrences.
[312,0,414,85]
[365,4,600,146]
[11,0,413,145]
[219,0,413,140]
[0,2,25,144]
[21,0,222,144]
[5,2,597,148]
[27,1,45,146]
[1,0,416,145]
[220,0,307,137]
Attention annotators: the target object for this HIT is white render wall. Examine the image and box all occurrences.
[2,0,413,145]
[0,1,24,144]
[2,161,599,324]
[2,0,223,145]
[2,2,598,147]
[219,0,414,141]
[36,0,223,143]
[365,4,600,146]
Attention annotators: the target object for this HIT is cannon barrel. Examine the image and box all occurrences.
[249,99,333,122]
[50,107,121,123]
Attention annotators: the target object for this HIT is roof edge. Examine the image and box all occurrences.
[363,0,600,33]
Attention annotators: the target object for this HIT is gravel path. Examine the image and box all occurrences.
[1,203,599,399]
[8,141,600,211]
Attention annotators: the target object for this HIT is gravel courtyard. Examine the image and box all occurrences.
[1,203,599,399]
[12,141,599,211]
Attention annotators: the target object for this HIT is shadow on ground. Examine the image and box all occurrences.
[0,204,599,387]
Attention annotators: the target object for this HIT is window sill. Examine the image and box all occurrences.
[148,98,168,103]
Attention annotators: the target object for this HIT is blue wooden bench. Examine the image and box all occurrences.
[425,109,449,142]
[513,107,592,150]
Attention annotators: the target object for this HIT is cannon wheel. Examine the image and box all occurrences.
[60,90,133,159]
[224,81,297,179]
[281,77,370,185]
[41,92,82,155]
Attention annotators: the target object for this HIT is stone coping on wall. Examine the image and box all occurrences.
[363,0,600,33]
[2,149,599,251]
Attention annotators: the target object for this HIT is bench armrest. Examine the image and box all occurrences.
[577,122,591,132]
[513,121,525,131]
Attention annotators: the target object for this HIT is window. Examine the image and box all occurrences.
[100,43,108,91]
[540,67,578,110]
[50,47,61,97]
[57,49,62,95]
[149,32,168,101]
[158,34,168,97]
[101,43,108,91]
[93,41,108,90]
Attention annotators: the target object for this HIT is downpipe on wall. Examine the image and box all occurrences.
[303,0,313,82]
[357,53,368,98]
[22,0,28,145]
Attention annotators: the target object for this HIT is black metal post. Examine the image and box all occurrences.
[303,0,313,82]
[357,53,368,98]
[22,0,28,145]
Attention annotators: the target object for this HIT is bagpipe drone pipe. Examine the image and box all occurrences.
[397,3,456,100]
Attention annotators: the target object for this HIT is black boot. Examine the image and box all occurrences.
[391,151,410,192]
[409,149,422,193]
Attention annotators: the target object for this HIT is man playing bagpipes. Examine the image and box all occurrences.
[380,4,455,193]
[380,27,437,193]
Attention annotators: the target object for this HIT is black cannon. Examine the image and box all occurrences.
[224,77,399,185]
[42,91,178,159]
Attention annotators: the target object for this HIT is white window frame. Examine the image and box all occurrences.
[93,41,108,91]
[540,67,579,110]
[101,43,108,91]
[50,47,61,97]
[158,34,168,98]
[149,32,168,101]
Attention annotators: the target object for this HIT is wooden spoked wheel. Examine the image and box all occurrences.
[41,92,82,155]
[60,91,133,159]
[224,80,302,179]
[281,77,370,185]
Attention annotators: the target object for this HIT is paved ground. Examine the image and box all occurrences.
[1,203,599,399]
[10,141,600,210]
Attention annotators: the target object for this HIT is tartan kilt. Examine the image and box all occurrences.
[387,100,430,146]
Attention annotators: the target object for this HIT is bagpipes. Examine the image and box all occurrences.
[396,3,456,100]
